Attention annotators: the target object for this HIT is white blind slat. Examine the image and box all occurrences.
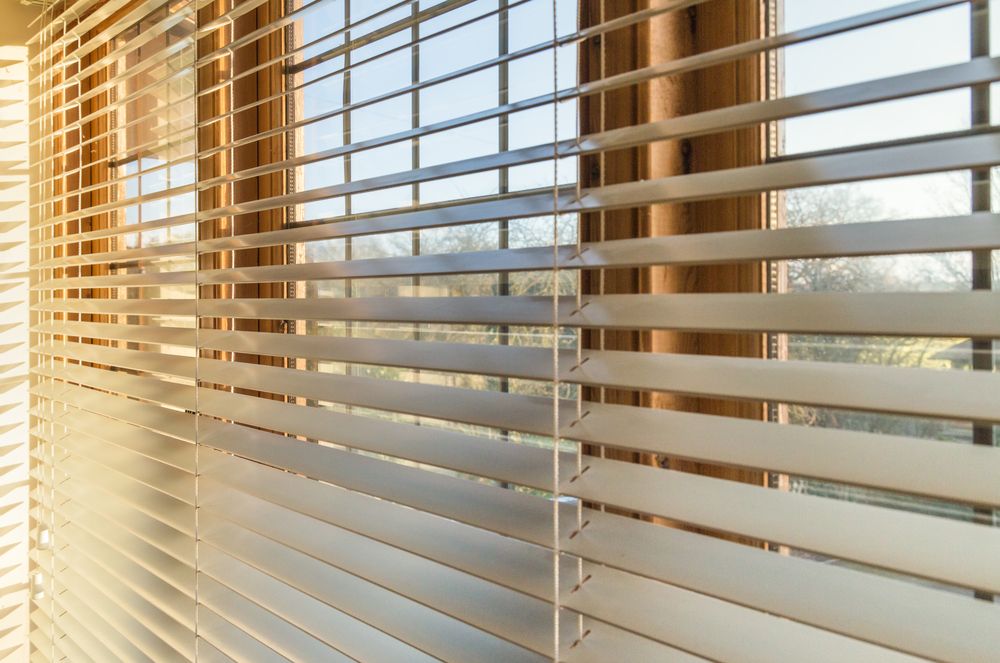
[29,0,1000,660]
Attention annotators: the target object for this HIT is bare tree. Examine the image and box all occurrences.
[783,186,957,441]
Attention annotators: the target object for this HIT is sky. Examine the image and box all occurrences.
[783,1,984,218]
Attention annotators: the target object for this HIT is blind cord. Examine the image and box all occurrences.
[551,0,562,660]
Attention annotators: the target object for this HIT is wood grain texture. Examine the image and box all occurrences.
[579,0,768,536]
[199,0,289,385]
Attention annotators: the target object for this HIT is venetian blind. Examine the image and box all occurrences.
[29,0,1000,661]
[30,0,200,660]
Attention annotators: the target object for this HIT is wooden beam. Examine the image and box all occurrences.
[579,0,768,537]
[198,0,289,387]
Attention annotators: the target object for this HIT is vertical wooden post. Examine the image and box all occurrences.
[579,0,767,536]
[230,0,286,371]
[79,30,110,356]
[199,0,288,389]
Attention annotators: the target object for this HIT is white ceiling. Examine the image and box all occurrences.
[0,1,42,47]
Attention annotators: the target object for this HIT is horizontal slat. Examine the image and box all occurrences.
[583,0,966,97]
[47,599,121,663]
[37,291,997,336]
[188,54,1000,211]
[200,508,571,659]
[580,54,1000,151]
[33,323,1000,430]
[197,605,291,663]
[582,129,1000,211]
[36,426,193,502]
[34,298,195,316]
[41,405,194,472]
[33,361,196,411]
[194,209,1000,279]
[54,478,192,566]
[53,473,193,589]
[192,328,1000,423]
[56,564,189,662]
[32,174,198,230]
[197,638,236,663]
[194,188,549,252]
[30,435,194,534]
[33,210,1000,286]
[32,430,195,536]
[201,477,918,663]
[33,182,197,231]
[31,381,195,442]
[197,372,1000,511]
[201,448,1000,662]
[188,0,962,196]
[197,543,438,663]
[34,341,195,379]
[28,0,136,68]
[189,133,1000,254]
[568,211,1000,266]
[199,291,1000,335]
[197,415,1000,595]
[201,507,696,663]
[37,269,192,289]
[34,211,196,249]
[33,320,197,347]
[53,519,194,629]
[196,575,353,663]
[44,43,1000,252]
[202,527,546,663]
[35,240,195,268]
[559,291,1000,336]
[47,530,192,658]
[186,128,1000,225]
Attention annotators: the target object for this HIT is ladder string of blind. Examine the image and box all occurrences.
[26,1,1000,661]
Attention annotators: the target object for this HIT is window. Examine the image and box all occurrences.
[775,1,999,541]
[26,0,1000,661]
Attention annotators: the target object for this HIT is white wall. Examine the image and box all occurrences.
[0,44,29,663]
